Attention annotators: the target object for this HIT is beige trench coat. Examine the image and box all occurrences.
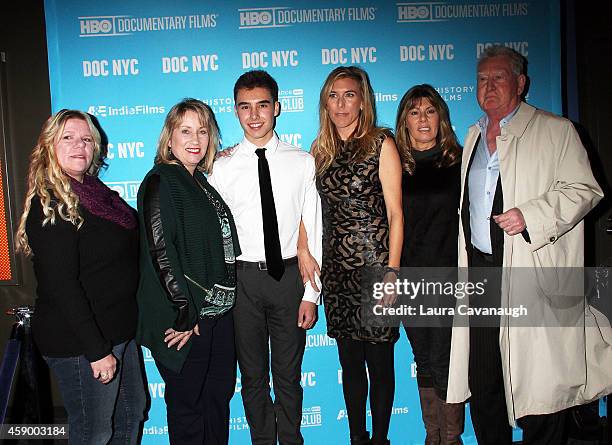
[446,102,612,425]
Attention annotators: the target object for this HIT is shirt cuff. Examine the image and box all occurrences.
[302,280,321,304]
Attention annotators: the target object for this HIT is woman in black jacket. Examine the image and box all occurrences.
[396,85,464,444]
[16,109,145,444]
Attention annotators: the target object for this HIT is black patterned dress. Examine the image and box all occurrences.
[317,133,399,343]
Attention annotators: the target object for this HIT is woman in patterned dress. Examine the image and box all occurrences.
[309,66,407,445]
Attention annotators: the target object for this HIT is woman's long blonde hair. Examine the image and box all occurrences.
[311,66,411,174]
[155,99,220,174]
[15,110,103,256]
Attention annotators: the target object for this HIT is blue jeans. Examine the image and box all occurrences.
[44,339,146,445]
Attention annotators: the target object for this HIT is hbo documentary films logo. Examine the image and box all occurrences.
[79,16,127,37]
[239,8,278,29]
[396,3,432,22]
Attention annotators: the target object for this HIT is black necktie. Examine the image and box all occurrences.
[255,148,284,281]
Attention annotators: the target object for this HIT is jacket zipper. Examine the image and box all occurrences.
[184,274,209,293]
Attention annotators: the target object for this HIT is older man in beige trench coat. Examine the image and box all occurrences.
[446,45,612,445]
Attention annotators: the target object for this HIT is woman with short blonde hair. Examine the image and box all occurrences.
[137,98,241,444]
[154,98,220,174]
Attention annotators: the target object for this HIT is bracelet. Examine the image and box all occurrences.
[384,266,400,276]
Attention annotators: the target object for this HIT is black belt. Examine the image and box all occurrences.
[235,256,298,271]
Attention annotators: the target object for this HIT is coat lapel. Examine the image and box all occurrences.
[459,127,481,266]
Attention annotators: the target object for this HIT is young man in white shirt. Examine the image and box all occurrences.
[208,70,322,445]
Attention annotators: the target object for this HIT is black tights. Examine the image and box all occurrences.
[337,338,395,444]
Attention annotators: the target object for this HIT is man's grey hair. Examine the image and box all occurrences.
[478,45,526,76]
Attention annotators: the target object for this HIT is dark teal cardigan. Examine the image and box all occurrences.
[135,163,240,372]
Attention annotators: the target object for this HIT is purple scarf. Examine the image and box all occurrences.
[71,176,137,230]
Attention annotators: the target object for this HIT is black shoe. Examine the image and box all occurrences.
[350,431,371,445]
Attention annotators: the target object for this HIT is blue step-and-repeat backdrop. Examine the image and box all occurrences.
[44,1,561,443]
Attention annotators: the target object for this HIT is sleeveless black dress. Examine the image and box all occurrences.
[317,132,399,343]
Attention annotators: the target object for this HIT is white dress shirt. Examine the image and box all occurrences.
[208,133,322,303]
[468,134,500,254]
[469,105,519,254]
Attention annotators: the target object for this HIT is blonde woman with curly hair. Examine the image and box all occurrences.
[16,109,145,444]
[300,66,405,445]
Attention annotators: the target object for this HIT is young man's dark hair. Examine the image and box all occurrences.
[233,70,279,102]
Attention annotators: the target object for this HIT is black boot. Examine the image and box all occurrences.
[350,431,371,445]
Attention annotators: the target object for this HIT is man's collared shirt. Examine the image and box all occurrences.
[469,106,519,254]
[208,133,322,303]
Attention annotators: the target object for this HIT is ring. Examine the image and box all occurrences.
[100,372,108,379]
